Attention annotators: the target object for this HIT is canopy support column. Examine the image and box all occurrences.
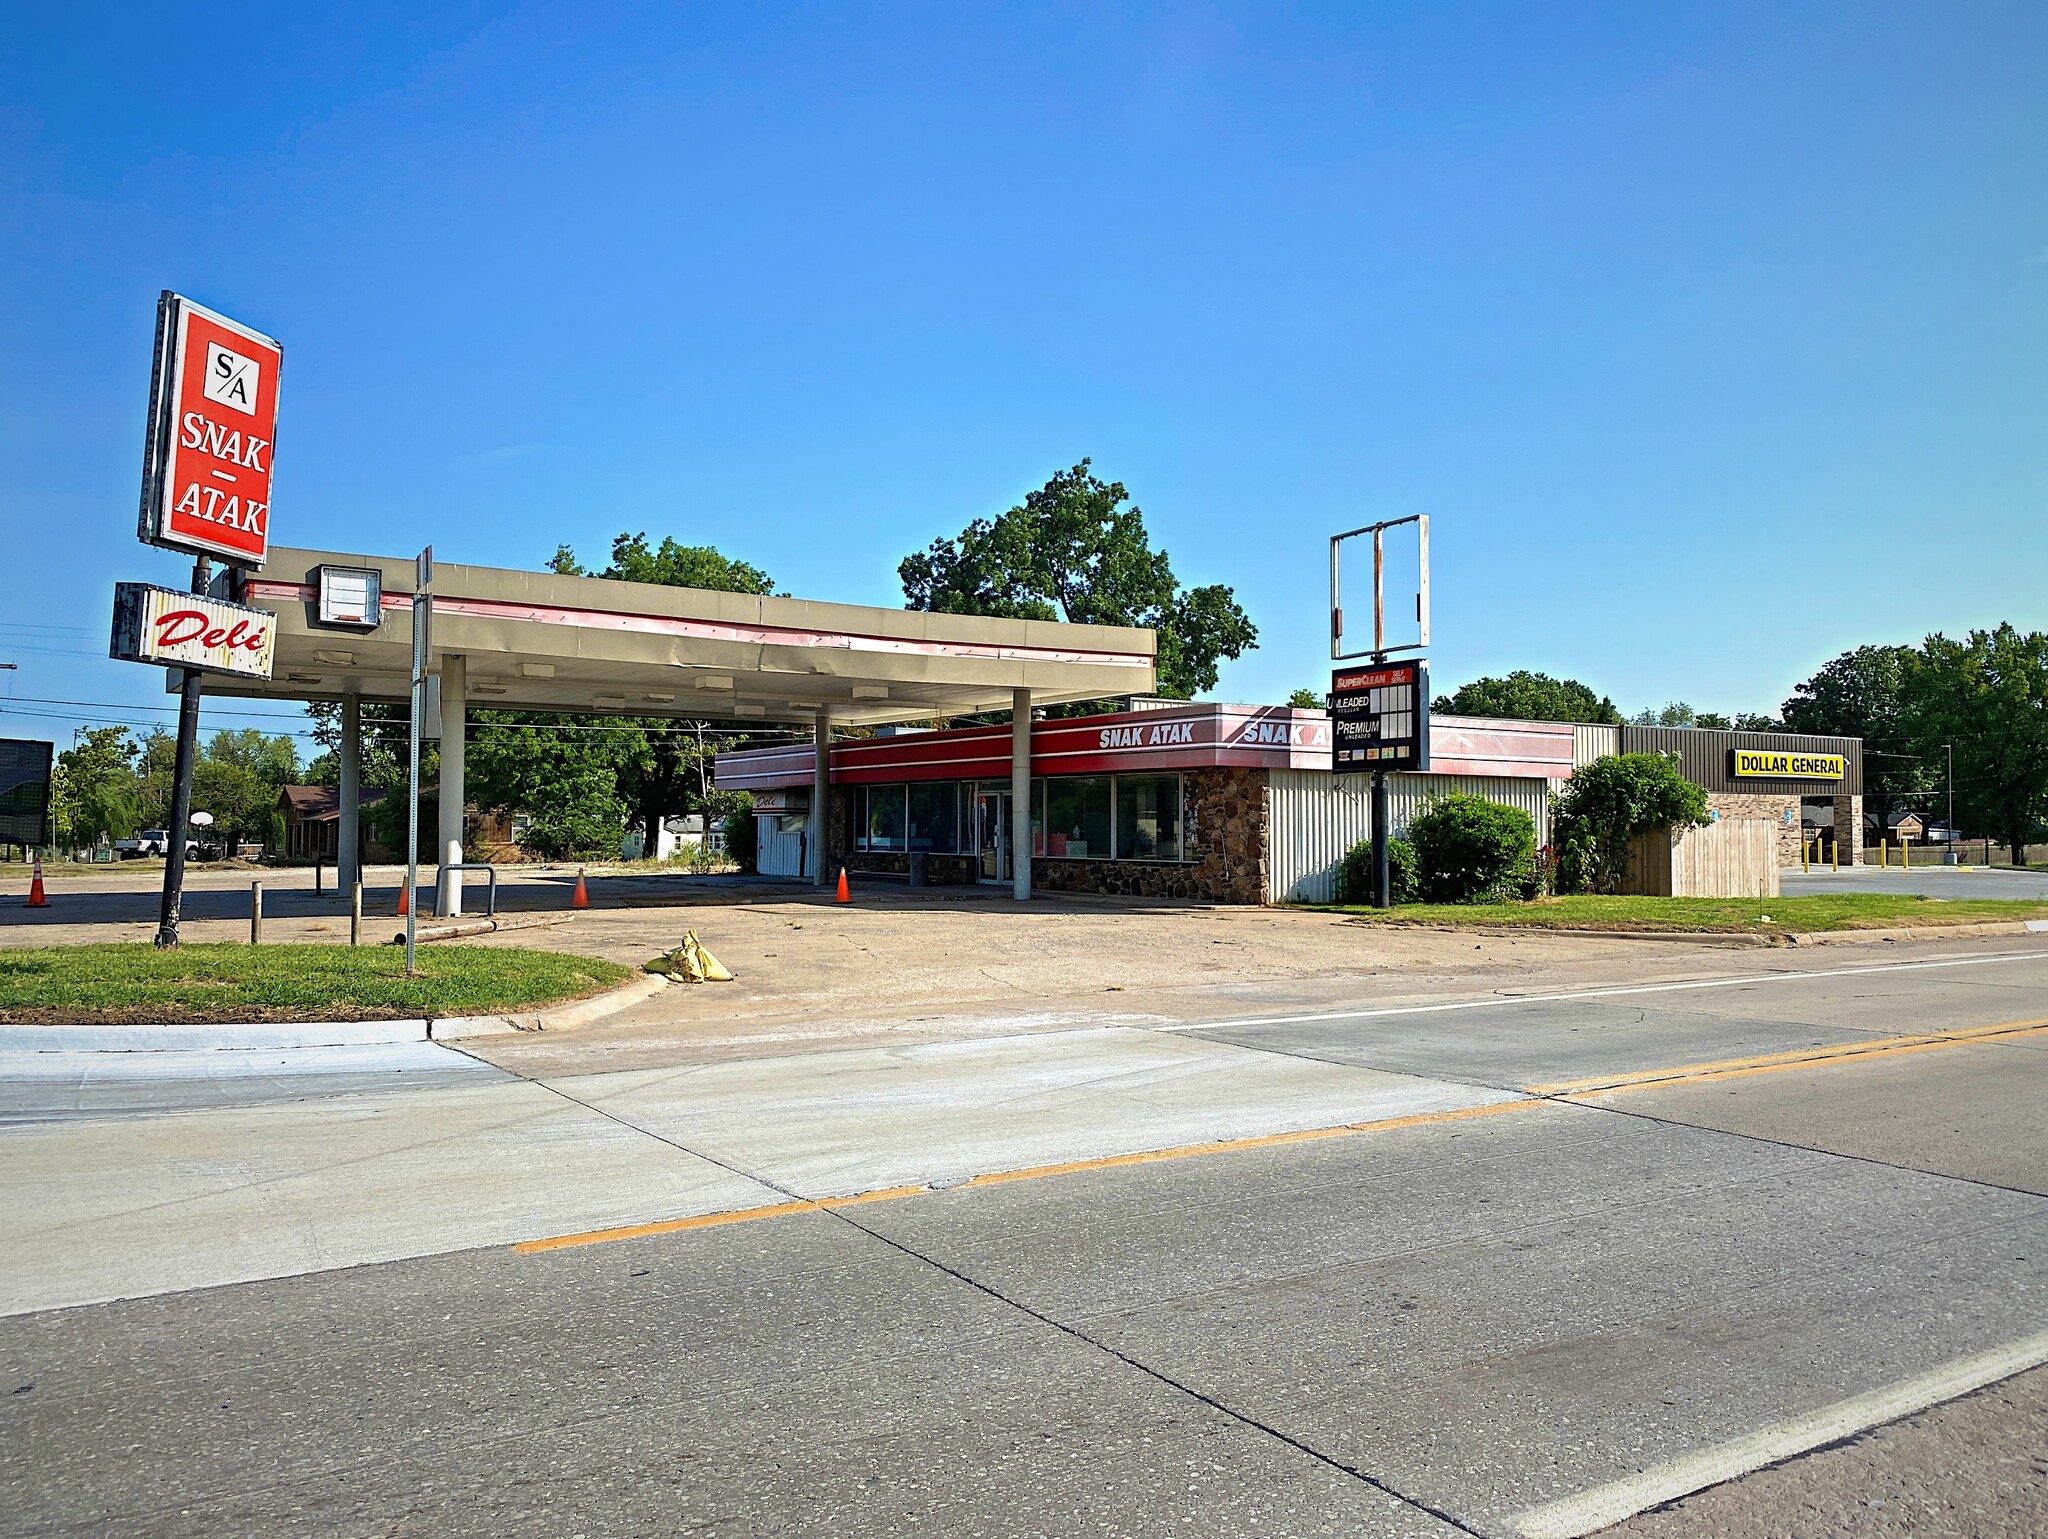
[436,654,465,916]
[338,692,361,896]
[1012,689,1032,900]
[813,714,831,886]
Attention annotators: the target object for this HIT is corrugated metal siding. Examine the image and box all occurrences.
[1618,727,1862,795]
[1267,770,1550,903]
[1573,724,1620,767]
[756,817,809,878]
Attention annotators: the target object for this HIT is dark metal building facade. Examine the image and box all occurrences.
[1618,727,1863,796]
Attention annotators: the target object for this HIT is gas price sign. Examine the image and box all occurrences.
[1331,659,1430,773]
[138,292,281,568]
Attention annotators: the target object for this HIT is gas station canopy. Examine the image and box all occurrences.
[203,547,1157,724]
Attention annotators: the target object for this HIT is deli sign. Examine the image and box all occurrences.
[111,583,276,680]
[138,292,281,567]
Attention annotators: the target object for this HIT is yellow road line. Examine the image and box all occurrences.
[1541,1017,2048,1099]
[510,1097,1544,1255]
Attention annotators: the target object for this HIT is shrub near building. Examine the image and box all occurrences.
[1338,835,1419,904]
[1405,793,1539,903]
[1552,752,1710,894]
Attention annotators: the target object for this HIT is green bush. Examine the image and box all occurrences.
[1337,834,1419,904]
[1405,793,1537,903]
[723,808,758,873]
[1552,752,1710,894]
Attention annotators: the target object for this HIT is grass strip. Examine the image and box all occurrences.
[1299,893,2048,933]
[0,943,630,1024]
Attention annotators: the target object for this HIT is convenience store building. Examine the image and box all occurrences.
[715,708,1864,903]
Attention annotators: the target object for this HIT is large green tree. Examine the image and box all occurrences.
[192,729,300,850]
[1779,644,1931,817]
[1433,671,1622,724]
[1901,626,2048,863]
[52,727,140,849]
[899,460,1257,699]
[550,532,773,595]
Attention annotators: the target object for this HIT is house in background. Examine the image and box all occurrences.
[276,785,389,863]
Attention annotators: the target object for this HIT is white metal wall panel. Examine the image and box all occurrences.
[1573,724,1620,768]
[1266,770,1375,903]
[755,817,808,878]
[1267,770,1551,903]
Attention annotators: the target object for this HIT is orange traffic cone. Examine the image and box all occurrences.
[395,881,409,917]
[835,867,851,904]
[25,854,48,908]
[571,867,590,909]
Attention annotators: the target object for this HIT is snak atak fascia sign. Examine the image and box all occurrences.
[110,582,276,680]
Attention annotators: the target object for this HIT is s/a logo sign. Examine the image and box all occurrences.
[139,293,282,567]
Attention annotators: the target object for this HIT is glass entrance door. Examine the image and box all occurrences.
[975,789,1011,883]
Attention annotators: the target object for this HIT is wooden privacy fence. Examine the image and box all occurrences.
[1626,818,1780,898]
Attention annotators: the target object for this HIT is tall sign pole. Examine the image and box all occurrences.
[129,292,281,948]
[406,547,433,975]
[1330,515,1430,909]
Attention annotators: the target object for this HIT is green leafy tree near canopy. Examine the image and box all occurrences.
[465,714,634,860]
[52,727,141,849]
[1287,687,1323,710]
[192,729,299,851]
[1901,626,2048,864]
[1552,753,1710,895]
[1431,671,1622,725]
[899,460,1257,700]
[550,533,774,596]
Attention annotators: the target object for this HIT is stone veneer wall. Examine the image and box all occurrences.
[1029,767,1268,903]
[1705,792,1802,868]
[828,768,1271,903]
[1833,794,1864,866]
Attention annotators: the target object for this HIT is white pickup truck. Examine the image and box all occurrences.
[117,830,200,859]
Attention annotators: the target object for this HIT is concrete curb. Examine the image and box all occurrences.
[429,971,671,1040]
[1,975,672,1053]
[0,1019,432,1053]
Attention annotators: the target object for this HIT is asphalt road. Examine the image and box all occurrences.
[6,943,2047,1536]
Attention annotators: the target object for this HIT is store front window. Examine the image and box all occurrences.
[908,783,960,852]
[1115,774,1182,861]
[1042,776,1113,858]
[859,784,908,850]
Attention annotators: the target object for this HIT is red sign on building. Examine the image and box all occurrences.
[138,292,281,568]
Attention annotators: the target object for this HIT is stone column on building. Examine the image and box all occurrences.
[1834,794,1863,867]
[813,713,831,885]
[1011,688,1032,900]
[338,692,361,896]
[436,654,466,916]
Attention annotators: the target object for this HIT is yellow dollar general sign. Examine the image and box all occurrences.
[1731,749,1846,780]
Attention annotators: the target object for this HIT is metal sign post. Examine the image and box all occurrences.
[153,557,210,947]
[1330,516,1431,910]
[405,547,433,975]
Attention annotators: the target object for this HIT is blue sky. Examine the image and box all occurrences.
[3,2,2044,753]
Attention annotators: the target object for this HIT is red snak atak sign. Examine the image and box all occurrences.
[138,292,281,568]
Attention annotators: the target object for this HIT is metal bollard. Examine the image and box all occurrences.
[350,879,363,946]
[314,856,324,896]
[250,881,263,945]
